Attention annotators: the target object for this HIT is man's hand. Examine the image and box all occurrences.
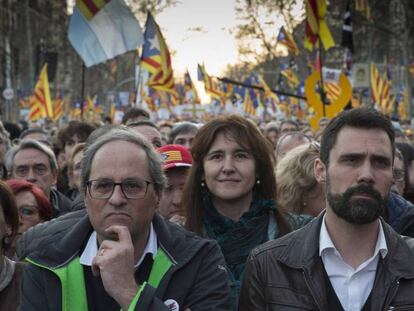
[92,225,139,310]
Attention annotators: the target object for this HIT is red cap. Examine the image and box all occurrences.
[157,144,192,170]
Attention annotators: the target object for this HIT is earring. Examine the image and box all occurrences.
[256,178,261,185]
[201,180,205,187]
[303,201,307,207]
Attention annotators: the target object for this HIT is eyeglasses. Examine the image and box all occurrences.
[86,178,153,200]
[14,164,49,177]
[19,205,39,219]
[393,169,405,181]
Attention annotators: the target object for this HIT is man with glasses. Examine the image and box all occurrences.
[20,128,231,310]
[5,139,72,217]
[384,148,414,230]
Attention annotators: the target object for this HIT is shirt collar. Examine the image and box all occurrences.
[319,214,388,258]
[80,223,158,268]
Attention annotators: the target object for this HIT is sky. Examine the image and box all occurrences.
[66,0,298,103]
[156,0,240,101]
[157,0,239,77]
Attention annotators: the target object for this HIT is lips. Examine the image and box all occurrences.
[352,192,374,198]
[218,179,240,182]
[105,212,131,220]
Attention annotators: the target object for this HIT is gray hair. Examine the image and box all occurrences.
[80,128,166,196]
[5,139,58,174]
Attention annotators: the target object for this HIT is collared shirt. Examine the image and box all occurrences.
[80,223,158,268]
[319,215,388,311]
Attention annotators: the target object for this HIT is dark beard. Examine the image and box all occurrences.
[327,181,387,225]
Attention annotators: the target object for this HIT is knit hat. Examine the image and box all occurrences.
[157,144,192,171]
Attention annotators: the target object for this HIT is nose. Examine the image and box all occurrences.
[357,161,374,184]
[171,187,183,206]
[108,184,128,206]
[222,155,235,174]
[26,168,37,183]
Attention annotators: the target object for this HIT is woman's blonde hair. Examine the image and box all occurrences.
[276,143,320,214]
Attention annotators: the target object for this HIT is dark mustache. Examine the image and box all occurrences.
[343,184,383,201]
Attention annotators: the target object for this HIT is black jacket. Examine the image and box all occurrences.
[239,213,414,311]
[50,188,73,217]
[19,212,231,310]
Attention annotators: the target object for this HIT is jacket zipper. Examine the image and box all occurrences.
[302,270,323,311]
[384,280,400,311]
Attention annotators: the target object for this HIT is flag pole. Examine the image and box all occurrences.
[80,62,86,119]
[217,77,306,100]
[318,45,327,117]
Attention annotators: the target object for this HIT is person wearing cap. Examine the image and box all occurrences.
[157,145,192,223]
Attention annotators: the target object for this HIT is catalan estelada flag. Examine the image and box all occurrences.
[141,13,176,96]
[258,75,280,112]
[197,63,225,102]
[68,0,143,67]
[277,27,299,55]
[29,64,53,120]
[183,70,200,104]
[304,0,335,51]
[281,68,300,88]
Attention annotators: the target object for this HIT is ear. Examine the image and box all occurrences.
[314,158,326,184]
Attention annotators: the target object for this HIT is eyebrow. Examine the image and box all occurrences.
[207,147,250,155]
[338,152,391,162]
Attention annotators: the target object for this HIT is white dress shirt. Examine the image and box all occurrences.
[80,223,158,268]
[319,215,388,311]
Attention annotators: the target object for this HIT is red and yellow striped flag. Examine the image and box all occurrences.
[304,0,335,51]
[325,81,341,103]
[52,98,64,122]
[28,96,42,121]
[30,64,54,120]
[281,68,300,88]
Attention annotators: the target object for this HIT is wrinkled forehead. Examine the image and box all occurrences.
[15,148,50,165]
[330,127,393,160]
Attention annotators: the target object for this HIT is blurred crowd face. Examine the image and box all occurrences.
[265,130,278,150]
[159,125,172,138]
[173,132,196,149]
[15,190,42,238]
[280,122,298,134]
[64,134,82,160]
[392,155,405,195]
[277,134,310,161]
[130,125,163,149]
[203,132,256,204]
[304,184,325,217]
[72,150,84,190]
[158,167,188,219]
[11,148,56,197]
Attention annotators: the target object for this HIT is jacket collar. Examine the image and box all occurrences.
[278,212,414,278]
[29,211,210,272]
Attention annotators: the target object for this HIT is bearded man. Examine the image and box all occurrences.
[240,108,414,311]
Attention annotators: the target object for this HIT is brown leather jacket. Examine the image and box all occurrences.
[239,214,414,311]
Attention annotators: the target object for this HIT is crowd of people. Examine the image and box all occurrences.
[1,106,414,310]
